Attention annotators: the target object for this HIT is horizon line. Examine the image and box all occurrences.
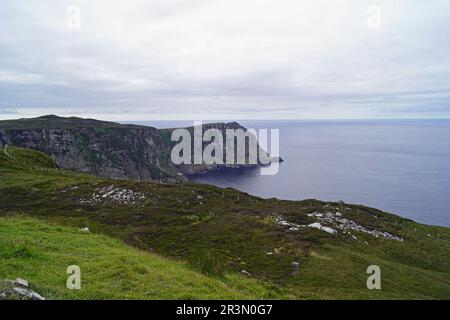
[1,114,450,122]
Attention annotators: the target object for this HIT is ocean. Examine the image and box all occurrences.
[136,120,450,227]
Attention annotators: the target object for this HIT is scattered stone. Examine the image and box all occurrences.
[322,203,335,210]
[13,287,30,296]
[277,211,403,241]
[275,216,305,231]
[241,269,251,277]
[80,185,146,206]
[80,227,90,233]
[291,261,300,275]
[196,195,204,200]
[307,211,403,241]
[308,222,337,235]
[0,280,45,300]
[266,252,273,255]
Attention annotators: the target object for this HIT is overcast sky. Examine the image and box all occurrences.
[0,0,449,120]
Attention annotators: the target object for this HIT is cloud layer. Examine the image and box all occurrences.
[0,0,449,120]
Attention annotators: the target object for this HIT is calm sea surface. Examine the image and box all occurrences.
[134,120,450,227]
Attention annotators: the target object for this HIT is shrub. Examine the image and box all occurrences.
[192,250,226,277]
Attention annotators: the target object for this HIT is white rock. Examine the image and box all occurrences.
[241,269,251,276]
[13,287,30,296]
[291,261,300,274]
[321,226,337,234]
[308,222,337,235]
[15,278,28,288]
[30,291,45,300]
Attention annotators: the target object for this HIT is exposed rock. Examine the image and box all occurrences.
[241,269,252,277]
[170,121,273,175]
[308,222,337,235]
[0,115,276,180]
[15,278,28,288]
[276,211,403,241]
[80,185,146,206]
[308,211,403,241]
[275,216,305,231]
[0,280,45,300]
[291,261,300,275]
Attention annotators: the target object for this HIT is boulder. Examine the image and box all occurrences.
[291,261,300,275]
[0,279,45,300]
[15,278,28,288]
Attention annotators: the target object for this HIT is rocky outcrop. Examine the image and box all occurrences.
[0,117,176,180]
[0,279,45,300]
[162,121,273,175]
[276,204,404,241]
[0,115,274,180]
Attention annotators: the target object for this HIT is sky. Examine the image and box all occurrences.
[0,0,449,120]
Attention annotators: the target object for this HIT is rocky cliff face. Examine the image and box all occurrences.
[0,115,271,180]
[162,121,273,175]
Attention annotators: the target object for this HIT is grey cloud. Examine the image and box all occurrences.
[0,0,449,120]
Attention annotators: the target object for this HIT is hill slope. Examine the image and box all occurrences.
[0,147,449,299]
[0,217,277,299]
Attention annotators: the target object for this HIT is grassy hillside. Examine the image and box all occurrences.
[0,217,276,299]
[1,146,449,299]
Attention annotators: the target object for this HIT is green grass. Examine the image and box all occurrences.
[0,146,449,299]
[0,217,281,300]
